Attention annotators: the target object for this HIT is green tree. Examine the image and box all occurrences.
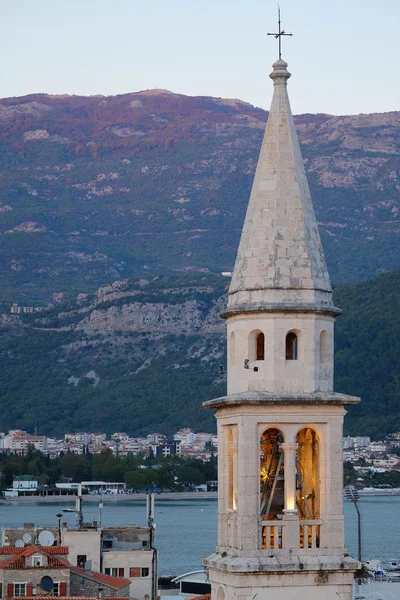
[124,469,158,490]
[60,454,91,482]
[93,448,117,479]
[177,466,204,487]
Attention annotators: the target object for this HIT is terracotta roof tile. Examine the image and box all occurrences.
[15,597,131,600]
[0,546,68,555]
[44,547,69,555]
[0,546,69,570]
[71,567,131,589]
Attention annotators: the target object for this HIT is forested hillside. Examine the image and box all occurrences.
[0,270,398,439]
[0,90,399,303]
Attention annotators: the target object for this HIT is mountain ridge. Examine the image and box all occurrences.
[0,269,399,439]
[0,90,399,303]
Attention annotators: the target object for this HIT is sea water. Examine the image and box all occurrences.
[0,496,398,576]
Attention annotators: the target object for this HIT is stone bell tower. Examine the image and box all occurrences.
[203,57,360,600]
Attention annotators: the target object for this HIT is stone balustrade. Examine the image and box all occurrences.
[261,519,321,551]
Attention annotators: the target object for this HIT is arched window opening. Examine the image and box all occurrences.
[260,428,284,550]
[248,329,264,362]
[260,429,284,520]
[286,331,298,360]
[256,332,265,360]
[320,330,328,365]
[227,428,238,511]
[296,428,320,548]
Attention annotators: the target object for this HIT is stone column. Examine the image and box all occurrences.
[281,442,299,549]
[281,442,298,512]
[237,415,259,553]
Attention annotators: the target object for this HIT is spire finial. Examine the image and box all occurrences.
[267,5,292,60]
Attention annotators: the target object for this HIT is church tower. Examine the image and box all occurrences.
[203,57,360,600]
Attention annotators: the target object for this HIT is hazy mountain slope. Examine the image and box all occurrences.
[0,270,399,439]
[0,91,398,302]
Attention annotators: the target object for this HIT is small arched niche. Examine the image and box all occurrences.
[217,587,226,600]
[260,428,284,520]
[248,330,265,362]
[296,428,320,521]
[286,330,299,361]
[227,427,238,511]
[320,330,329,365]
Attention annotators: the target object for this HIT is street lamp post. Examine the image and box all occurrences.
[345,486,361,562]
[56,513,63,545]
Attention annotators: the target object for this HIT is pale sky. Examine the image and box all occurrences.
[1,0,399,115]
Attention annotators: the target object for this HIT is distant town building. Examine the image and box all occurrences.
[370,441,389,453]
[13,475,38,490]
[146,433,166,445]
[354,436,371,451]
[151,440,181,458]
[173,428,196,446]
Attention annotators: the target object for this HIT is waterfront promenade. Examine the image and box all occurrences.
[2,488,400,503]
[0,491,218,503]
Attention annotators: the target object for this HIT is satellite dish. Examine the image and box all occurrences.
[15,539,24,548]
[40,576,54,592]
[23,533,32,544]
[38,530,55,547]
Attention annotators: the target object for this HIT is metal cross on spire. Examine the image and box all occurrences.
[267,6,292,60]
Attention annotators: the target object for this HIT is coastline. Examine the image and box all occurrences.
[2,488,400,503]
[2,487,400,503]
[357,487,400,495]
[0,491,218,503]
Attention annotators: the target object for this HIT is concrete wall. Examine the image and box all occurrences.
[62,530,101,572]
[102,550,154,600]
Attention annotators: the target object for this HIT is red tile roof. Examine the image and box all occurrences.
[0,546,68,570]
[70,567,131,589]
[0,548,22,555]
[15,597,131,600]
[44,546,69,555]
[0,546,68,555]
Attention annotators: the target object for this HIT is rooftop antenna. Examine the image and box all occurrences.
[146,491,155,548]
[267,5,293,60]
[75,483,83,529]
[62,483,84,529]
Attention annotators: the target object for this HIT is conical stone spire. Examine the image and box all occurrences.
[226,59,336,316]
